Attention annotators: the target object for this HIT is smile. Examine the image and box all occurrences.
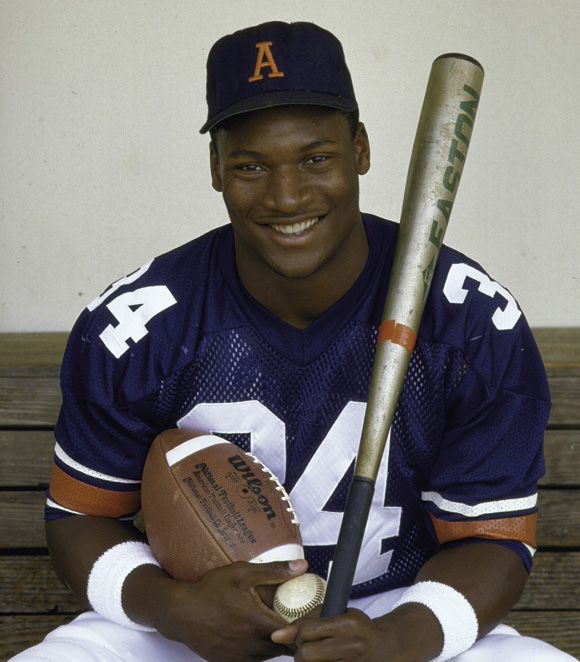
[269,217,321,236]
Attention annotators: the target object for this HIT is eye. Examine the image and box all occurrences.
[237,163,264,172]
[304,154,330,166]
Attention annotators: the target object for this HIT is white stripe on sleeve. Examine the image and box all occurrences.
[54,443,141,485]
[421,491,537,518]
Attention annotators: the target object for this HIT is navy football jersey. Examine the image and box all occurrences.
[47,214,550,598]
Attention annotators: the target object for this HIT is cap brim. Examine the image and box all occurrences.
[200,90,358,133]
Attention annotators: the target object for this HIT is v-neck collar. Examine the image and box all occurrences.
[217,214,393,366]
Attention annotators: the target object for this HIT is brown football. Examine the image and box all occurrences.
[141,428,303,582]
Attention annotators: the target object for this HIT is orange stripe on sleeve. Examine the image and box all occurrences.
[429,512,537,547]
[49,464,141,518]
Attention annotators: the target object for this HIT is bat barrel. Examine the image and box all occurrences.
[321,54,484,618]
[355,54,484,482]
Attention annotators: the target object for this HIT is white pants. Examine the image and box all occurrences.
[9,588,577,662]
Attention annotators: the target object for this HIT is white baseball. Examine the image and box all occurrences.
[273,573,327,623]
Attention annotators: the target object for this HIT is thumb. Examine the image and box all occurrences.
[271,622,299,646]
[243,558,308,588]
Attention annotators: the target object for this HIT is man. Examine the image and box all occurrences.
[10,21,576,662]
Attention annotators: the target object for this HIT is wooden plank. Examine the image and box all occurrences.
[532,327,580,377]
[541,430,580,487]
[547,376,580,427]
[1,489,579,550]
[0,329,576,373]
[517,552,580,610]
[0,377,62,427]
[1,429,577,490]
[0,333,68,372]
[0,614,80,661]
[1,374,577,428]
[503,611,580,659]
[0,431,54,487]
[0,556,82,614]
[537,490,580,547]
[0,492,47,548]
[0,330,577,427]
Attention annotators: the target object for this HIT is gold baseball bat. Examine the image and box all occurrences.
[321,53,485,617]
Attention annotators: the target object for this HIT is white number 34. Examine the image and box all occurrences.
[443,263,521,331]
[87,262,177,358]
[98,286,177,358]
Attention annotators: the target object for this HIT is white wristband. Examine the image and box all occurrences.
[87,541,161,631]
[393,581,478,661]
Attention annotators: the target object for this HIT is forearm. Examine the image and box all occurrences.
[46,515,147,605]
[412,542,528,637]
[47,515,191,632]
[375,542,528,660]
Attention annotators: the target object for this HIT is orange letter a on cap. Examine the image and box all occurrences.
[249,42,285,83]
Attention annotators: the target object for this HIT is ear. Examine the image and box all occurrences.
[353,123,371,176]
[209,141,223,192]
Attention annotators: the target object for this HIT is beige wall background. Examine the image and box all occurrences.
[1,0,579,332]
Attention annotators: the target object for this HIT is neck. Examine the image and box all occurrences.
[236,219,369,330]
[246,275,336,330]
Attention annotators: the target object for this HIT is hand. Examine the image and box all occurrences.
[127,558,308,662]
[272,608,389,662]
[271,604,444,662]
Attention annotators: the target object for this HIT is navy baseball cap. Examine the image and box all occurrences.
[200,21,358,134]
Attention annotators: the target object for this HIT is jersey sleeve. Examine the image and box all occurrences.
[420,255,551,570]
[45,256,187,520]
[46,383,156,520]
[45,299,166,521]
[45,228,231,522]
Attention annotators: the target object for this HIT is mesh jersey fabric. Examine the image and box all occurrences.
[47,214,551,599]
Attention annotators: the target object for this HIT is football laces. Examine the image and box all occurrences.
[245,452,300,526]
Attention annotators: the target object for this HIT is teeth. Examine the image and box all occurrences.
[270,217,320,236]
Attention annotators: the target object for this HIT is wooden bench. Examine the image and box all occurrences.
[1,330,579,660]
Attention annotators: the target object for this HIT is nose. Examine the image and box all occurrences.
[263,168,311,214]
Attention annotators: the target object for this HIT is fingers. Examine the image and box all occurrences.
[292,618,346,662]
[271,605,323,645]
[279,609,377,662]
[295,614,344,645]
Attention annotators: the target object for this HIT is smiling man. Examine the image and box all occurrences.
[10,20,576,662]
[210,104,370,328]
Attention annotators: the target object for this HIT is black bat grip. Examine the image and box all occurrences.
[320,476,375,618]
